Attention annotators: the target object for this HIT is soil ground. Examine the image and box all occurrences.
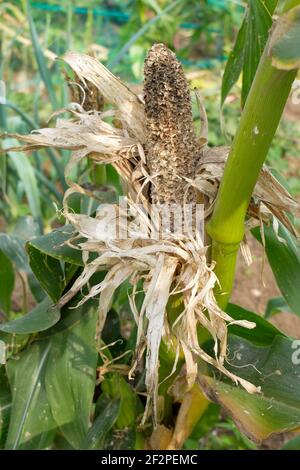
[231,236,300,338]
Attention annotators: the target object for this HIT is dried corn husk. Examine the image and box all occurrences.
[2,47,299,425]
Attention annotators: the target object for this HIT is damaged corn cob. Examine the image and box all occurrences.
[144,43,199,205]
[4,44,300,427]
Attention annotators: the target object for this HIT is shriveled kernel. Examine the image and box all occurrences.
[144,43,199,205]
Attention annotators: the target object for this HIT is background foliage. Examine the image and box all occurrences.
[0,0,300,450]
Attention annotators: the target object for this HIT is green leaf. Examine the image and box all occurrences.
[106,165,122,194]
[82,395,120,450]
[0,332,29,360]
[201,334,300,442]
[3,100,37,130]
[40,296,96,338]
[221,0,277,108]
[3,100,65,188]
[28,273,46,303]
[102,309,125,358]
[25,0,57,108]
[252,221,300,317]
[270,5,300,70]
[265,0,279,11]
[226,303,283,345]
[0,369,11,447]
[101,373,141,429]
[28,225,83,266]
[265,297,291,318]
[0,251,14,314]
[221,19,246,106]
[5,341,56,449]
[108,0,184,69]
[27,243,65,303]
[13,215,41,241]
[282,0,300,12]
[242,0,273,106]
[53,434,75,450]
[5,141,42,226]
[0,340,5,365]
[0,234,30,272]
[45,308,98,448]
[34,168,63,203]
[0,297,60,334]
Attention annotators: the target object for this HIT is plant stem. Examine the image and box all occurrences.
[92,163,107,187]
[206,46,297,309]
[167,384,209,450]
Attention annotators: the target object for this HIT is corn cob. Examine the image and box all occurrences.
[144,43,199,206]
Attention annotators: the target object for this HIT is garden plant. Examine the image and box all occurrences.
[0,0,300,451]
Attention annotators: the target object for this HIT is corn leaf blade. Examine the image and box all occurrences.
[252,221,300,317]
[5,143,42,227]
[81,395,120,450]
[45,308,98,448]
[0,297,60,334]
[26,244,65,303]
[5,341,56,450]
[242,0,273,106]
[0,251,14,314]
[25,0,57,109]
[27,226,83,266]
[201,331,300,442]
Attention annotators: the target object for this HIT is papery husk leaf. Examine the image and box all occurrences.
[62,52,146,142]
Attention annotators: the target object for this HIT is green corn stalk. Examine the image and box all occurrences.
[206,1,299,309]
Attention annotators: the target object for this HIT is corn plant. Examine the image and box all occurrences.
[0,0,300,450]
